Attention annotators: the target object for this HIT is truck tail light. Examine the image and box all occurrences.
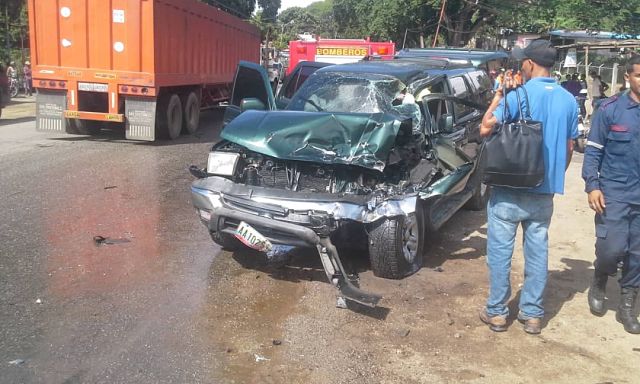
[296,46,306,54]
[58,81,66,88]
[119,85,155,96]
[377,47,389,55]
[49,81,57,87]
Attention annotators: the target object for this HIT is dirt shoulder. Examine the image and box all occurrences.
[1,96,35,123]
[197,154,639,384]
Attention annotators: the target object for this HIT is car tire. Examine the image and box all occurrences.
[367,207,424,279]
[465,182,490,211]
[210,230,241,251]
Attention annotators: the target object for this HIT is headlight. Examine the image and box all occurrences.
[207,152,240,176]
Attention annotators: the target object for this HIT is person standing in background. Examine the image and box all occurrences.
[590,71,609,109]
[582,55,640,334]
[22,61,32,97]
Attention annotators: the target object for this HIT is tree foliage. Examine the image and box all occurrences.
[1,0,29,64]
[274,0,640,48]
[200,0,255,19]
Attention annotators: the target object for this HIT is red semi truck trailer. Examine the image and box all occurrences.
[287,37,395,75]
[28,0,260,141]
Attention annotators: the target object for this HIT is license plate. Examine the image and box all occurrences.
[235,221,273,252]
[78,82,109,92]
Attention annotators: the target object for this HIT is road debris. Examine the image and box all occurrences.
[35,298,42,304]
[104,185,117,190]
[93,235,131,246]
[272,339,282,346]
[434,266,444,272]
[8,359,25,366]
[254,354,270,362]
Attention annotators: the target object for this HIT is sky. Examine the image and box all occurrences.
[280,0,318,11]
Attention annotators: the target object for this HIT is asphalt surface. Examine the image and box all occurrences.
[0,110,225,383]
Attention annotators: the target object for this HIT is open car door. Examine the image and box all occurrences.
[224,61,277,126]
[420,93,481,196]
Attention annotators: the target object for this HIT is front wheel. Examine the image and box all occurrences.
[367,207,424,279]
[210,231,241,251]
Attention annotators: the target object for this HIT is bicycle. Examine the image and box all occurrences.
[9,77,20,98]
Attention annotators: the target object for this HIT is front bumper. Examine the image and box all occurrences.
[191,176,418,244]
[190,176,426,308]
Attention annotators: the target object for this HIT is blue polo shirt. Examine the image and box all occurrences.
[493,77,579,195]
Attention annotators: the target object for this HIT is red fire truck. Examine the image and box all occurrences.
[287,36,395,75]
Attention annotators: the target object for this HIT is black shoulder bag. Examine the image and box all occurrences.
[481,87,545,188]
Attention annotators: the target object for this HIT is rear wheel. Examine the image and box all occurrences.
[157,94,183,140]
[367,206,424,279]
[71,119,103,135]
[182,92,200,134]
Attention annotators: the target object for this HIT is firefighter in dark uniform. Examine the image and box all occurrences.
[582,55,640,334]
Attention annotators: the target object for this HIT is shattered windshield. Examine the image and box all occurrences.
[287,72,406,114]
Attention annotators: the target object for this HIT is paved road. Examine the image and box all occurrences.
[0,112,225,383]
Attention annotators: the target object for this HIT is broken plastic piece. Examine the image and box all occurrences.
[93,236,131,246]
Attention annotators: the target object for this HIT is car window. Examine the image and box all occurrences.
[232,66,269,107]
[282,65,319,100]
[448,76,473,120]
[287,72,404,114]
[466,70,492,104]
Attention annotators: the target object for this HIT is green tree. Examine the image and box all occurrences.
[1,0,29,65]
[200,0,256,18]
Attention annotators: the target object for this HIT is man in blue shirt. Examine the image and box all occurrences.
[479,40,579,334]
[582,55,640,334]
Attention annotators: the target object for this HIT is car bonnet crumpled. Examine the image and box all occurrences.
[220,110,406,172]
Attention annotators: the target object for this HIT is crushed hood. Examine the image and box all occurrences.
[221,110,402,171]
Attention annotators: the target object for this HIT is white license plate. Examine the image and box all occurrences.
[235,221,273,252]
[78,82,109,92]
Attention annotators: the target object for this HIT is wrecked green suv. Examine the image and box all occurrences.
[191,60,489,307]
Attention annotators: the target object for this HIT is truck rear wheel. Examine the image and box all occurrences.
[71,119,103,135]
[183,92,200,134]
[157,94,183,140]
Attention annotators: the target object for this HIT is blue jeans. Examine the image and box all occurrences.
[485,187,554,319]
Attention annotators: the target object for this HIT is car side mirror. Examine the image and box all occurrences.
[438,114,454,132]
[240,98,266,112]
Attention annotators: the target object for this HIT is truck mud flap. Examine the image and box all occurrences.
[36,90,69,133]
[125,97,156,141]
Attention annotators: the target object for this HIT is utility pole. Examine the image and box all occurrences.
[5,6,10,60]
[433,0,447,48]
